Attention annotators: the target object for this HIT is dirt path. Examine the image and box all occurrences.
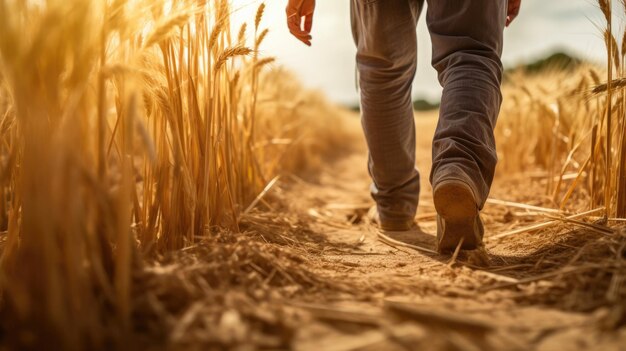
[139,112,625,350]
[275,113,626,350]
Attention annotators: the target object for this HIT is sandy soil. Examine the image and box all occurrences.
[138,112,626,350]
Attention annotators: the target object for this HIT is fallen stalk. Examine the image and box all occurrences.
[488,208,605,241]
[243,175,281,215]
[486,198,563,214]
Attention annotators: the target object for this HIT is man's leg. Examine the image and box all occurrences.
[425,0,506,250]
[350,0,423,230]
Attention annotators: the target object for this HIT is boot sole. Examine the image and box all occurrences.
[433,180,481,253]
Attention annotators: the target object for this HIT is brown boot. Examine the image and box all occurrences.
[433,179,484,253]
[367,206,415,232]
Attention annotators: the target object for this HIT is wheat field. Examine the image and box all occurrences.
[0,0,624,350]
[0,0,347,348]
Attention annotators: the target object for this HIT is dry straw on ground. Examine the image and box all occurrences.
[0,0,348,349]
[0,0,625,349]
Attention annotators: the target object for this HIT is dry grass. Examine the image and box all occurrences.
[0,0,625,349]
[496,66,595,208]
[254,69,358,179]
[0,0,349,349]
[497,60,626,216]
[493,8,625,217]
[482,0,626,329]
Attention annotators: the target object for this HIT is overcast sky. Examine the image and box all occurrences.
[231,0,617,105]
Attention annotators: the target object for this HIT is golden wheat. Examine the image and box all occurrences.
[0,0,283,348]
[497,0,626,217]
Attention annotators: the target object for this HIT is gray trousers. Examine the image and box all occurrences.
[351,0,506,226]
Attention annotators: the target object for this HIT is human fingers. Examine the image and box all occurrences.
[286,11,311,45]
[506,0,521,27]
[304,12,313,33]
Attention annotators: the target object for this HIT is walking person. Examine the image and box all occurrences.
[286,0,521,253]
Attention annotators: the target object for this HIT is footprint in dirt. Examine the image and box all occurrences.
[377,224,492,267]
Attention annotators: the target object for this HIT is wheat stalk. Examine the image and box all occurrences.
[214,46,253,73]
[143,12,191,48]
[237,22,247,44]
[255,3,265,31]
[255,28,269,49]
[0,0,281,347]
